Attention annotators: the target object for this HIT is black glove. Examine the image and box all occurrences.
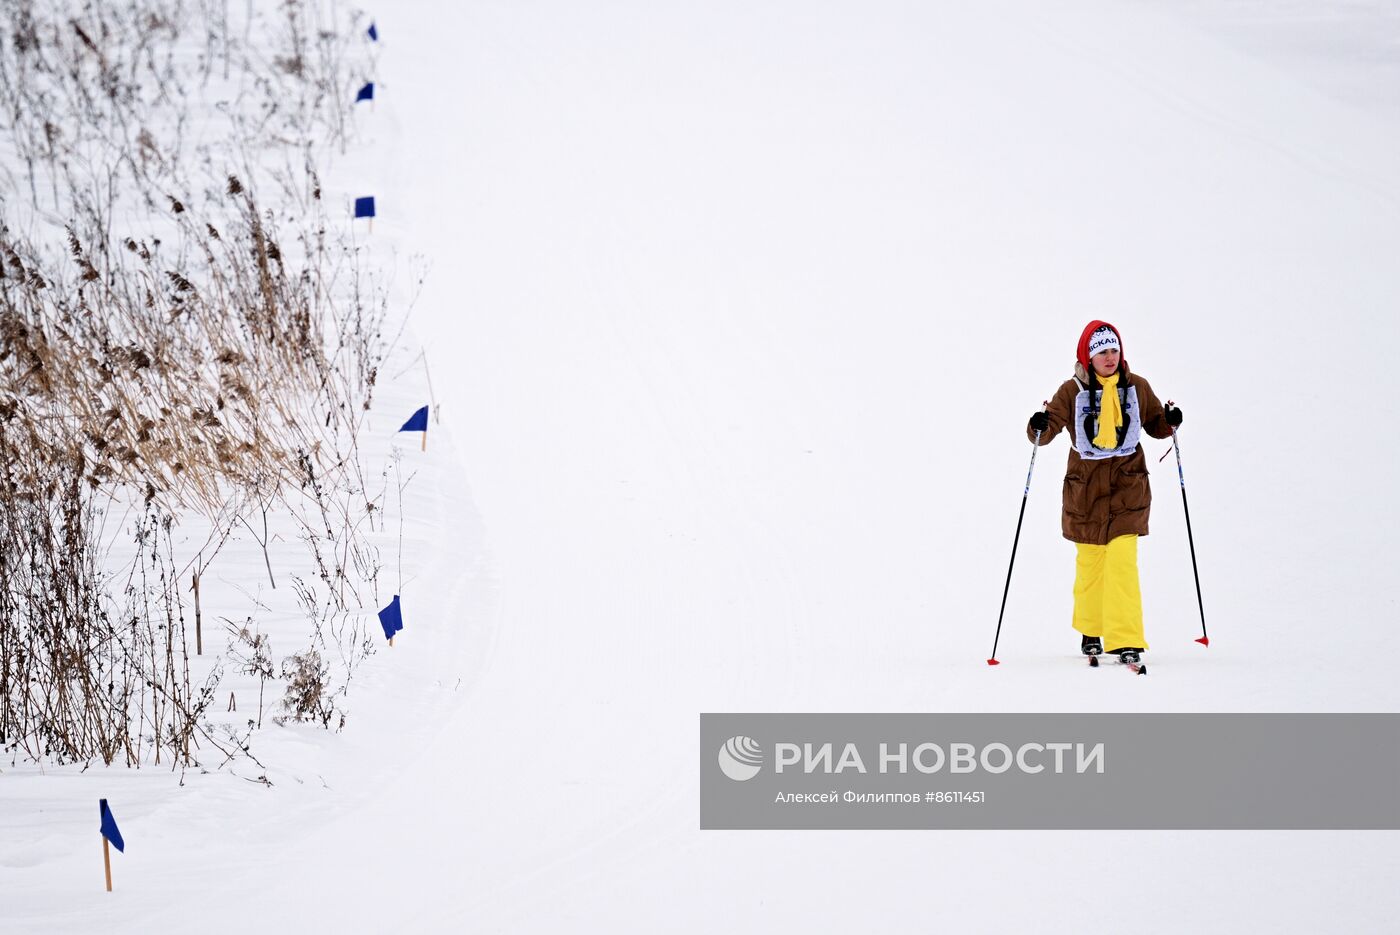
[1164,405,1183,427]
[1028,411,1049,432]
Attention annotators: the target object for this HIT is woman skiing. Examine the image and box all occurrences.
[1026,321,1182,667]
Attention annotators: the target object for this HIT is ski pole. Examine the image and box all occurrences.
[1167,409,1209,647]
[988,404,1047,666]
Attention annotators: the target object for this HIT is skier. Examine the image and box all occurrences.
[1026,321,1182,667]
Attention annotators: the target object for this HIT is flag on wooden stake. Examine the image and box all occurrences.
[100,798,123,893]
[401,405,428,450]
[378,595,404,641]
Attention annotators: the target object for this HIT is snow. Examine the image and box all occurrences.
[4,0,1400,932]
[1135,0,1400,120]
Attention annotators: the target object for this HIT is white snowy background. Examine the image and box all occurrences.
[4,0,1400,931]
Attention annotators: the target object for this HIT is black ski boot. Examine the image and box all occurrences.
[1116,648,1143,665]
[1081,635,1103,656]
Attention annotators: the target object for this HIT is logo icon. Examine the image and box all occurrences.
[718,736,763,781]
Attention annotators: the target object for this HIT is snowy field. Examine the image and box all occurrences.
[4,0,1400,932]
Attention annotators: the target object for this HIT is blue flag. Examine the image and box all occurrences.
[355,81,375,103]
[400,406,428,433]
[378,595,404,641]
[99,799,125,853]
[354,196,376,219]
[367,21,379,41]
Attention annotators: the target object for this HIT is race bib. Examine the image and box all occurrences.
[1072,385,1141,460]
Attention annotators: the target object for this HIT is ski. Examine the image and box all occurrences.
[1117,652,1147,675]
[1085,652,1147,674]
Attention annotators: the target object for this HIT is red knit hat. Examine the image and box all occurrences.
[1077,320,1125,372]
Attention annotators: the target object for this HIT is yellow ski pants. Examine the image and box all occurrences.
[1072,534,1148,652]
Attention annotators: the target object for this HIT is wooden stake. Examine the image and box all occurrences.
[368,217,374,236]
[389,636,394,647]
[103,837,112,892]
[421,430,427,452]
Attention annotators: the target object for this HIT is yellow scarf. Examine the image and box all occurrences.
[1093,372,1122,449]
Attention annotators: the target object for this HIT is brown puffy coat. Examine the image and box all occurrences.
[1027,362,1174,545]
